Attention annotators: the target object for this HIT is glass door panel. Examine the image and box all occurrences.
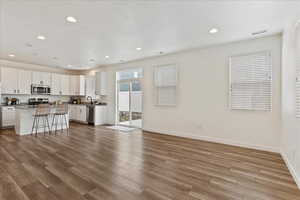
[118,82,130,123]
[117,79,142,128]
[130,80,142,127]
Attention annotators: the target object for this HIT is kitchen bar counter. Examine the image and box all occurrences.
[15,106,69,136]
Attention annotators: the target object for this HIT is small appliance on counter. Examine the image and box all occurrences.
[70,97,81,104]
[28,98,49,105]
[4,97,20,105]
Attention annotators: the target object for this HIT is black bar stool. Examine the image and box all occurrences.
[31,104,51,136]
[51,104,69,135]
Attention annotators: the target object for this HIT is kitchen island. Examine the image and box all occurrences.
[15,105,69,136]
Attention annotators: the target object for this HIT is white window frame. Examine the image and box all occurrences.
[229,51,272,111]
[154,64,178,106]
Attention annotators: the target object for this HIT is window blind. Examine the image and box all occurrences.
[229,51,272,111]
[154,64,177,106]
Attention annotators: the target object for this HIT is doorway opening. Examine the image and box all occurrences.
[116,68,143,128]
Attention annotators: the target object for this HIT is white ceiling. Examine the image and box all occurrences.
[1,0,300,70]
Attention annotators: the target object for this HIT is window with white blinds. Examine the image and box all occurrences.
[154,64,178,106]
[229,51,272,111]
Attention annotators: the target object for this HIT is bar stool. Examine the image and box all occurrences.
[31,104,51,136]
[51,104,69,135]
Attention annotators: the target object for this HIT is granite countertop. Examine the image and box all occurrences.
[69,103,107,106]
[2,102,107,109]
[15,105,63,110]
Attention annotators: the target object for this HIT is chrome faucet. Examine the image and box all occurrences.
[87,96,93,104]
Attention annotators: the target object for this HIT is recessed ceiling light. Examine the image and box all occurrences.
[209,28,219,34]
[136,47,142,51]
[8,54,15,57]
[66,16,77,23]
[37,35,46,40]
[105,56,109,59]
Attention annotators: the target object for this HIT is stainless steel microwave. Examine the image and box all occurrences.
[31,84,51,95]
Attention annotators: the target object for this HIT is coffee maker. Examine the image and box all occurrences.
[70,97,81,104]
[4,97,20,105]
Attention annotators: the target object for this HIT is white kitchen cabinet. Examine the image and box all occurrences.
[95,71,107,96]
[69,105,86,122]
[51,73,61,95]
[61,74,70,95]
[69,76,76,96]
[77,105,87,122]
[1,67,18,94]
[85,76,96,98]
[1,106,16,127]
[51,73,70,95]
[18,70,32,94]
[94,106,107,125]
[1,67,31,94]
[69,75,85,96]
[68,105,75,120]
[32,71,51,86]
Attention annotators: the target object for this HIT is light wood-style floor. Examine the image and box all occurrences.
[0,123,299,200]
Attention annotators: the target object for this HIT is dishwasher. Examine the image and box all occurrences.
[1,106,16,128]
[86,104,95,125]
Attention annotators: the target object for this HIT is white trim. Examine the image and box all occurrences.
[142,127,279,153]
[229,51,272,111]
[153,64,178,106]
[281,150,300,189]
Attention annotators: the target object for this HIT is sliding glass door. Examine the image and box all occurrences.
[117,76,142,128]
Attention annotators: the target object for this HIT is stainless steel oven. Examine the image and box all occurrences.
[31,84,51,95]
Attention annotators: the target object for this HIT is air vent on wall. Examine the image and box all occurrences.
[252,30,267,36]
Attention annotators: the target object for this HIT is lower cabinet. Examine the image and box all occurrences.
[94,106,107,126]
[69,105,87,122]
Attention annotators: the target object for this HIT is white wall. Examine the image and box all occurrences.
[281,20,300,188]
[95,34,282,153]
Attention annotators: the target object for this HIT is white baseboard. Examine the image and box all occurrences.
[142,128,279,153]
[281,151,300,189]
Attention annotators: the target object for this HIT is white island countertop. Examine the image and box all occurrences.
[15,105,69,136]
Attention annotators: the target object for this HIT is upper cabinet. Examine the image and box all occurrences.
[51,73,70,96]
[95,71,107,96]
[61,74,70,95]
[1,67,18,94]
[85,76,96,98]
[69,75,85,96]
[18,70,32,94]
[32,71,51,86]
[51,73,61,95]
[1,67,31,94]
[0,67,87,97]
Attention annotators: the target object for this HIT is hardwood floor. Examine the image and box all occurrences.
[0,123,299,200]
